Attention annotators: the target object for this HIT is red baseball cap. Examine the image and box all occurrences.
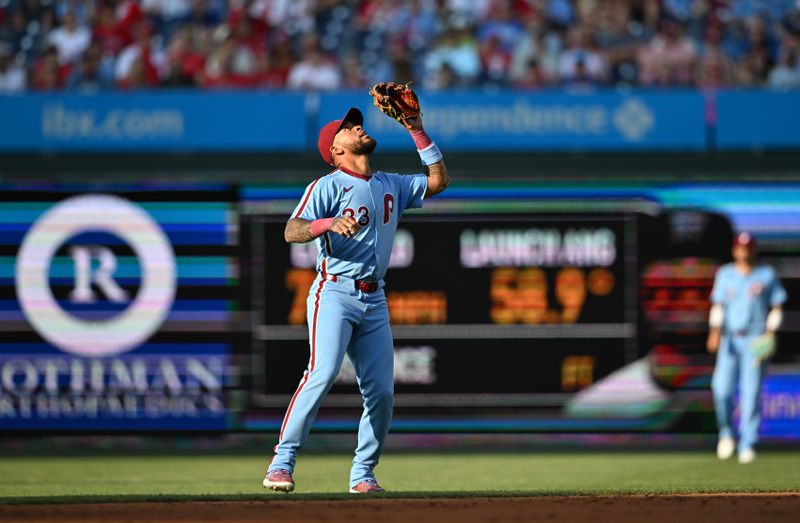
[317,107,363,166]
[733,231,756,248]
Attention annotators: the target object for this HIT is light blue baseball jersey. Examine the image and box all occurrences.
[291,167,428,281]
[710,263,787,334]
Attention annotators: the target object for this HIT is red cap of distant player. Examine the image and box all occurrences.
[317,107,363,166]
[733,231,756,248]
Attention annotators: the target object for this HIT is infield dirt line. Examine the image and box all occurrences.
[1,493,799,523]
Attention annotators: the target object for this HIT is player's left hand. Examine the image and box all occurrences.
[369,81,422,130]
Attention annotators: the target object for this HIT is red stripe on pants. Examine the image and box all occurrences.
[276,267,326,444]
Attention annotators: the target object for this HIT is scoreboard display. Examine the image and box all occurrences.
[264,216,627,327]
[3,179,795,437]
[245,212,640,426]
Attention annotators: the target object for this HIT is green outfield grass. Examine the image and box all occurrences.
[1,452,799,503]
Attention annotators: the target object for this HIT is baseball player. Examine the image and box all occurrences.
[707,232,786,464]
[263,106,449,493]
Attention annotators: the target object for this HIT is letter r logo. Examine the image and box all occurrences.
[15,195,176,357]
[69,246,130,304]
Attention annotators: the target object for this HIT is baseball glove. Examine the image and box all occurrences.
[750,333,776,364]
[369,82,421,127]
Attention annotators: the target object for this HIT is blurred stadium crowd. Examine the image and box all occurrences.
[1,0,800,93]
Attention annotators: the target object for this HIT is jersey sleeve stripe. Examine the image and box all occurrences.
[293,178,322,219]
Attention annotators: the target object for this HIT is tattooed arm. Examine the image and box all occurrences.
[284,218,315,243]
[423,160,450,199]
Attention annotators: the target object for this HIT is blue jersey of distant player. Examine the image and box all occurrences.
[710,263,787,335]
[710,261,787,453]
[291,168,428,280]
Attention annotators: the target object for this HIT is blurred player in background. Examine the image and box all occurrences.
[707,232,787,463]
[263,104,449,493]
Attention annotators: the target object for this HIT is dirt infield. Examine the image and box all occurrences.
[2,494,799,523]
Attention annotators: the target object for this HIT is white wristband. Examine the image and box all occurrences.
[418,142,443,166]
[709,304,724,328]
[766,309,783,331]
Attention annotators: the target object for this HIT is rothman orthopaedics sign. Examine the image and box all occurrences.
[0,188,237,430]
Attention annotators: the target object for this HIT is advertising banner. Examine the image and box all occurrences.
[716,91,800,150]
[317,91,707,151]
[0,93,307,152]
[0,184,239,430]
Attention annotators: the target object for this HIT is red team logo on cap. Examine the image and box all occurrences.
[734,232,755,247]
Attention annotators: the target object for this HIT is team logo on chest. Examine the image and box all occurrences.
[383,194,395,225]
[749,281,764,296]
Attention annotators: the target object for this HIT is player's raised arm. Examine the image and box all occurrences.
[405,115,449,198]
[369,82,450,198]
